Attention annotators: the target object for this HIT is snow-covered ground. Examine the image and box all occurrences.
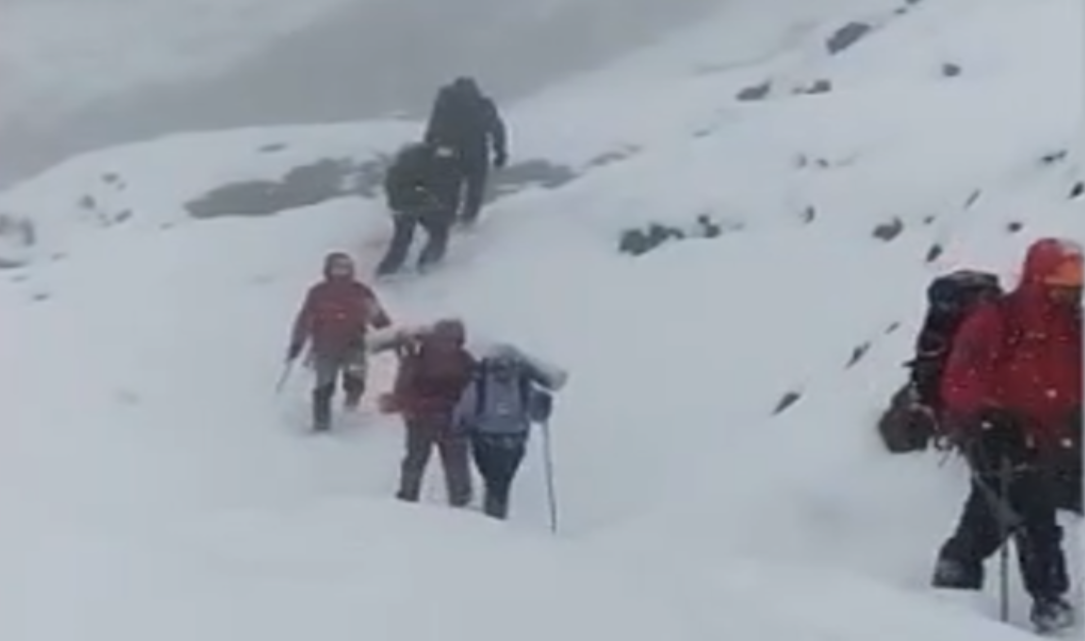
[4,0,1082,639]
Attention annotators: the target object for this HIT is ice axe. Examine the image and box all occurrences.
[274,359,295,395]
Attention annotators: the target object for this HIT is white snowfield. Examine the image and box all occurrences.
[3,0,1082,639]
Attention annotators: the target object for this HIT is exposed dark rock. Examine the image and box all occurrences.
[797,79,833,95]
[826,22,873,55]
[102,172,121,185]
[941,63,962,78]
[79,195,96,210]
[964,189,981,208]
[184,155,578,219]
[772,390,803,415]
[1070,181,1083,199]
[618,215,740,257]
[923,215,936,225]
[736,81,772,102]
[872,217,904,242]
[925,243,944,263]
[1040,149,1068,165]
[259,143,289,153]
[1007,221,1024,234]
[587,146,639,168]
[846,341,871,369]
[885,321,901,335]
[801,206,817,224]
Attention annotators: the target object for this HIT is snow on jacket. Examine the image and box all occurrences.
[291,278,391,357]
[940,238,1082,449]
[453,343,568,439]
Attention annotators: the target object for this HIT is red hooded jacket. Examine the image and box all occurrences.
[291,269,391,357]
[940,238,1082,449]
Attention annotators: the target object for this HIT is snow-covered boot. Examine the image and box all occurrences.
[1031,596,1074,633]
[312,385,333,432]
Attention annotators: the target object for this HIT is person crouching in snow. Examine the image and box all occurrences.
[371,319,477,507]
[453,343,568,519]
[287,252,391,432]
[932,237,1081,633]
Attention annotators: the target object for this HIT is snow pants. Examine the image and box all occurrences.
[396,414,472,506]
[376,211,453,276]
[470,435,527,519]
[310,345,368,430]
[455,155,489,225]
[936,464,1068,600]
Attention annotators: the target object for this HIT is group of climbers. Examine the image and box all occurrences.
[880,237,1081,633]
[376,76,508,276]
[284,250,565,520]
[278,75,1080,629]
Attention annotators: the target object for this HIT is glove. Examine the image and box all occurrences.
[286,341,304,362]
[969,408,1028,471]
[493,150,508,169]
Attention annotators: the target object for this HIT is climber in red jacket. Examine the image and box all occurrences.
[932,237,1081,633]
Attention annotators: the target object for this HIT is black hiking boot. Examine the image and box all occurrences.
[931,556,983,590]
[483,492,509,519]
[1031,596,1074,633]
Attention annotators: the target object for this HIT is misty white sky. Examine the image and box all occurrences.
[0,0,728,186]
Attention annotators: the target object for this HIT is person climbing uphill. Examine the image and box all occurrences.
[371,319,477,506]
[376,140,462,277]
[423,76,508,226]
[287,251,392,432]
[931,237,1081,634]
[452,343,568,519]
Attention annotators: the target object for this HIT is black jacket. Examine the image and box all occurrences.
[383,143,461,214]
[424,82,507,163]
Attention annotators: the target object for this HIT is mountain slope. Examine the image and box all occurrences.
[3,0,1081,639]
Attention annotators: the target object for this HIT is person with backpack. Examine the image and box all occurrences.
[930,237,1081,633]
[878,270,1004,453]
[371,319,477,507]
[423,76,508,226]
[376,140,463,276]
[287,252,392,432]
[452,343,568,519]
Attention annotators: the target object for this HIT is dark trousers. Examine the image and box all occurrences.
[309,346,367,430]
[396,415,472,507]
[470,435,526,519]
[376,211,452,275]
[937,464,1068,600]
[456,157,489,224]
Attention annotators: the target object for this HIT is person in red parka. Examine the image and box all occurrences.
[371,319,476,506]
[932,237,1081,632]
[288,252,392,431]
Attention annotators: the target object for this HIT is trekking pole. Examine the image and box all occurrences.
[274,360,295,395]
[997,455,1012,623]
[540,419,559,534]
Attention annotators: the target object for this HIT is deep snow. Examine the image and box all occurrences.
[4,0,1082,639]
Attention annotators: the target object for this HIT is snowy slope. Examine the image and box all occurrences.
[4,0,1083,639]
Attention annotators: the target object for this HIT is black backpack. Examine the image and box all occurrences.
[907,269,1004,410]
[879,270,1003,453]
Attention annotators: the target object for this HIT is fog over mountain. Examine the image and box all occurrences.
[0,0,726,186]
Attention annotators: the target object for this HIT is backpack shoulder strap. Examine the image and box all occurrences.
[474,360,489,416]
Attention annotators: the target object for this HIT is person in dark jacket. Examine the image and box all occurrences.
[452,343,568,519]
[931,237,1081,633]
[423,76,507,226]
[371,320,477,507]
[287,252,392,431]
[376,141,462,276]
